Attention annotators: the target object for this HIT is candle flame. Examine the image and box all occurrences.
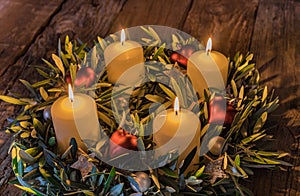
[68,83,74,103]
[121,29,125,45]
[174,97,179,115]
[206,37,212,55]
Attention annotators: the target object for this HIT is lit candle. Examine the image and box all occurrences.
[153,97,201,171]
[51,84,100,153]
[104,29,145,85]
[187,38,228,98]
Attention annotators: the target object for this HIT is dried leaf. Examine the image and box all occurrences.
[71,154,95,179]
[20,132,31,139]
[145,94,165,103]
[39,87,48,101]
[42,58,58,73]
[253,112,267,133]
[261,86,268,103]
[231,80,238,97]
[14,184,45,196]
[97,36,107,50]
[158,83,175,99]
[241,131,265,145]
[223,152,228,170]
[151,173,160,190]
[52,54,65,78]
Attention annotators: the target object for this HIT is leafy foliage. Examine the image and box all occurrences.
[1,28,291,196]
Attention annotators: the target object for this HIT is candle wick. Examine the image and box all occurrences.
[121,41,124,46]
[175,110,178,116]
[206,50,211,56]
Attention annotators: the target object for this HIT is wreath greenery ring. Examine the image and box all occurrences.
[0,26,291,196]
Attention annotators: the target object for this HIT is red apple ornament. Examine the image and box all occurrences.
[109,129,138,158]
[170,45,195,67]
[209,96,237,127]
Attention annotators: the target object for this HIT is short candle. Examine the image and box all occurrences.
[153,97,201,171]
[51,84,100,153]
[104,29,145,85]
[187,38,228,98]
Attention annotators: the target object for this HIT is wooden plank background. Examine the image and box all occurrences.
[0,0,299,195]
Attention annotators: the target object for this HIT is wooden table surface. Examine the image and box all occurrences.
[0,0,299,195]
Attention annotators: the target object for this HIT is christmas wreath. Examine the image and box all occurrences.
[1,26,292,196]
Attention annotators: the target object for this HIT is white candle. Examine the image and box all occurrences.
[51,84,100,153]
[104,29,145,85]
[153,97,200,171]
[187,38,228,98]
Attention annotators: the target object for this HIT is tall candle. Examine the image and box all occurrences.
[153,97,201,171]
[187,38,228,98]
[51,84,100,153]
[104,29,145,85]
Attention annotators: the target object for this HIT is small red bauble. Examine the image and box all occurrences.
[109,129,138,158]
[170,45,195,67]
[74,67,96,88]
[208,96,237,127]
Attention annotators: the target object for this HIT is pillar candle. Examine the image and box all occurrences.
[187,38,228,98]
[51,84,100,153]
[104,29,145,85]
[153,97,201,171]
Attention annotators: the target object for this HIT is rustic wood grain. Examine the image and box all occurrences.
[0,0,126,193]
[183,0,259,57]
[0,0,299,195]
[248,0,300,195]
[0,0,64,76]
[109,0,193,34]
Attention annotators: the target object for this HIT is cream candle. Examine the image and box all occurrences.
[153,97,200,171]
[51,84,100,153]
[104,29,144,85]
[187,38,228,98]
